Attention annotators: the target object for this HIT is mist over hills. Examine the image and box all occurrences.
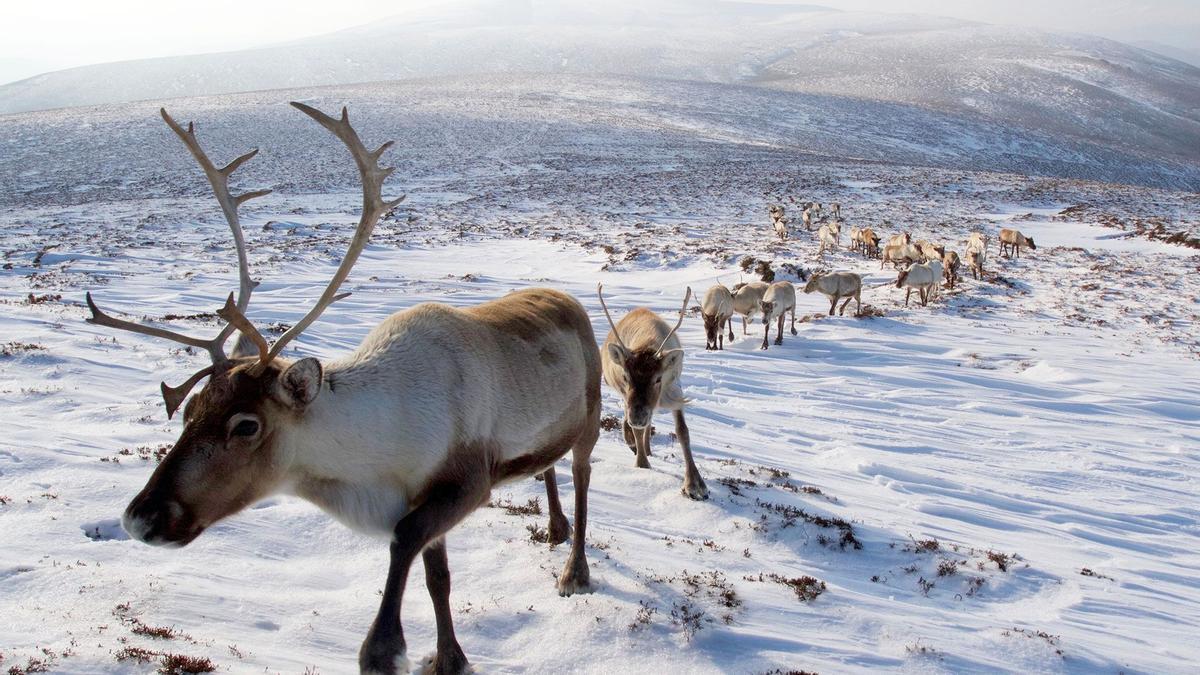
[1,0,1197,189]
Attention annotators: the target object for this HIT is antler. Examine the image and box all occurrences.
[258,102,404,367]
[159,108,270,356]
[85,108,270,413]
[596,283,628,351]
[656,287,692,354]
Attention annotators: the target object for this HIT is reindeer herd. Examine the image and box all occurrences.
[84,106,1041,674]
[764,202,1036,308]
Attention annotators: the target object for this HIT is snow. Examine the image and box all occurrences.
[1,66,1199,674]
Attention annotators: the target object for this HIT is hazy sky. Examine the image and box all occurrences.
[1,0,1196,85]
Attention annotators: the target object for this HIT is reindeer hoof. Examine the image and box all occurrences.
[557,560,592,597]
[791,328,798,335]
[547,516,571,546]
[683,480,710,501]
[774,337,783,345]
[635,456,651,469]
[420,647,471,675]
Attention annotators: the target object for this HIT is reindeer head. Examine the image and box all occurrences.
[122,357,321,546]
[88,103,401,546]
[598,285,689,430]
[1026,237,1036,250]
[701,311,721,349]
[759,298,776,320]
[803,273,822,294]
[896,269,910,287]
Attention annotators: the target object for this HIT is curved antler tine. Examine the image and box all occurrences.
[160,365,216,419]
[596,283,628,350]
[656,287,692,354]
[86,292,224,362]
[216,293,270,365]
[261,103,404,363]
[160,107,264,357]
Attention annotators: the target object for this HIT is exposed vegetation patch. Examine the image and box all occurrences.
[752,498,862,550]
[0,342,45,357]
[1003,627,1064,658]
[744,572,827,602]
[487,496,543,517]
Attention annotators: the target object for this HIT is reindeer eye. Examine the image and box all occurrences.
[230,418,259,437]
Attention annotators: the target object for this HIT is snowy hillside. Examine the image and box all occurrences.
[1,84,1199,673]
[1,0,1198,185]
[1,75,1198,210]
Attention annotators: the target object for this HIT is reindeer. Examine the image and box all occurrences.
[759,281,798,350]
[860,228,882,258]
[731,281,769,335]
[831,202,841,220]
[802,207,814,231]
[942,250,961,289]
[87,104,600,675]
[700,284,734,350]
[599,286,708,500]
[768,204,788,240]
[802,271,862,316]
[999,228,1036,258]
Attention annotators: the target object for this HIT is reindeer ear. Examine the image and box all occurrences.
[606,342,629,365]
[274,357,323,410]
[659,349,684,372]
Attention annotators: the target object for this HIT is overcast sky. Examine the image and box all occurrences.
[1,0,1197,85]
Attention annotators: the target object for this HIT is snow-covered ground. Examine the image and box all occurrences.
[2,89,1199,674]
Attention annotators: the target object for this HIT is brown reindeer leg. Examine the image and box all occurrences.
[542,466,571,545]
[905,288,911,306]
[360,472,488,675]
[634,423,652,468]
[558,420,597,596]
[726,316,734,342]
[839,296,852,316]
[790,307,797,335]
[421,541,468,675]
[774,314,784,345]
[761,316,770,350]
[742,315,749,336]
[829,297,837,316]
[622,419,637,454]
[674,409,709,500]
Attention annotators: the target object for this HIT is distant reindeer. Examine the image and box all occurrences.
[896,259,944,306]
[87,104,601,675]
[759,281,798,350]
[942,250,961,289]
[802,271,862,316]
[802,207,814,231]
[999,228,1036,258]
[599,286,709,500]
[700,284,734,350]
[731,281,769,334]
[831,202,842,220]
[860,228,882,258]
[768,204,788,240]
[966,232,988,279]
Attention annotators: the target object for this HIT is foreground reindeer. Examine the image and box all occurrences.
[88,104,600,675]
[599,285,708,500]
